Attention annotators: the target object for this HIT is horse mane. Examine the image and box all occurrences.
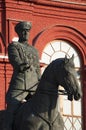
[41,58,65,79]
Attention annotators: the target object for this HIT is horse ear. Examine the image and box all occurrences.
[65,55,69,63]
[70,54,74,62]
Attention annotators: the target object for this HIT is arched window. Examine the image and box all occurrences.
[41,40,82,130]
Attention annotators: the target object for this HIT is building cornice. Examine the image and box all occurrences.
[2,0,86,11]
[32,0,86,11]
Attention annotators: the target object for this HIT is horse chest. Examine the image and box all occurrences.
[31,111,64,130]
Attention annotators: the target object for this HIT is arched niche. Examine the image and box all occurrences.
[34,25,86,65]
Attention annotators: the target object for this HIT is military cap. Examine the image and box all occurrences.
[15,21,32,33]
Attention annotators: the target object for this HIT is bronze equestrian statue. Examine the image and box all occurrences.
[13,55,82,130]
[3,21,41,130]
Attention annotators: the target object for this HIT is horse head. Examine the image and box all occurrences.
[54,54,82,101]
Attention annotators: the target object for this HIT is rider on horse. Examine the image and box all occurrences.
[3,21,41,130]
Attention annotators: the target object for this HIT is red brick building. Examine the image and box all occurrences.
[0,0,86,129]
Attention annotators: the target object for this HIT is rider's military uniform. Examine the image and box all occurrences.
[6,41,40,103]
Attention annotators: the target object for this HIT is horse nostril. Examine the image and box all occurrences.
[68,94,73,101]
[74,93,81,100]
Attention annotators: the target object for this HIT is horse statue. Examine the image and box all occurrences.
[13,55,82,130]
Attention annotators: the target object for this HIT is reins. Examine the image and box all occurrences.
[37,88,67,95]
[36,79,68,96]
[13,82,39,97]
[14,80,68,96]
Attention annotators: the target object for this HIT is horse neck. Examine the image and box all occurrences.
[33,79,59,121]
